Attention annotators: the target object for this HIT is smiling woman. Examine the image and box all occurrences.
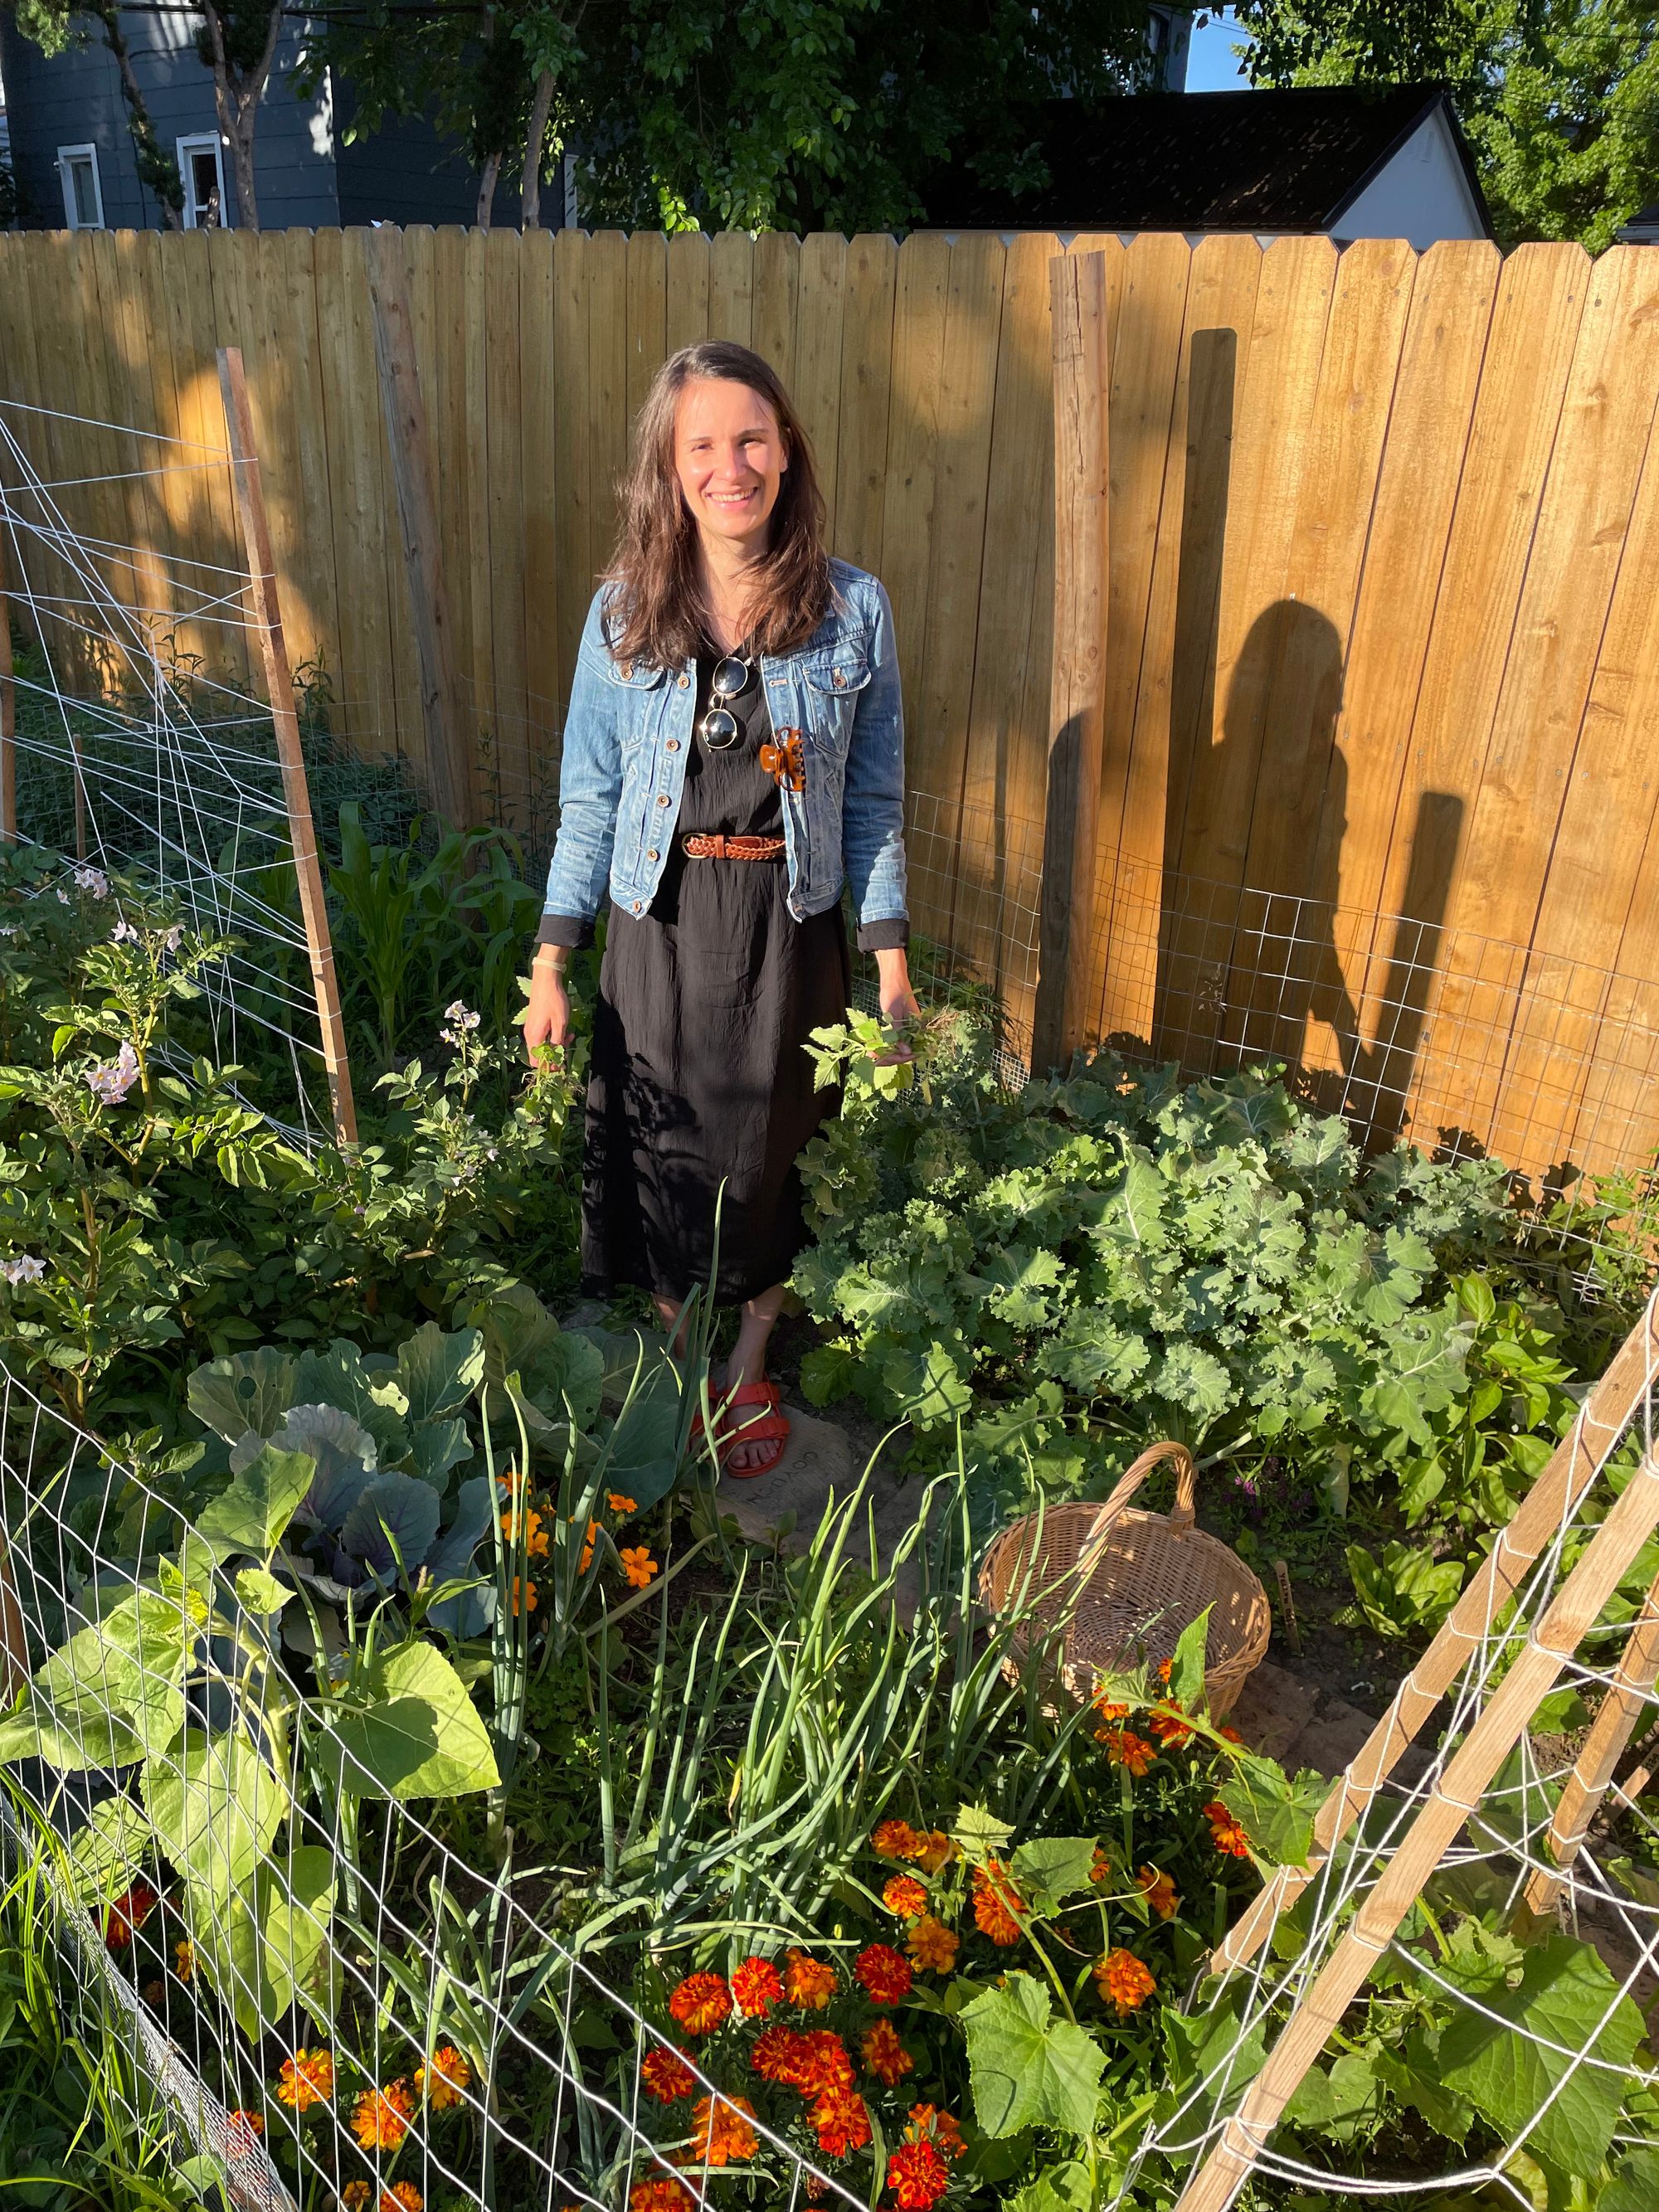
[523,343,918,1475]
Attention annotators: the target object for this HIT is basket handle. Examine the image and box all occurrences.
[1074,1440,1197,1582]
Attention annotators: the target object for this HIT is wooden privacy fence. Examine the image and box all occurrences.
[4,226,1659,1189]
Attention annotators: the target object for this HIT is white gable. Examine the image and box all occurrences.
[1329,106,1488,250]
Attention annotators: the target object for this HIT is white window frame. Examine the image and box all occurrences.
[57,143,105,231]
[176,133,230,230]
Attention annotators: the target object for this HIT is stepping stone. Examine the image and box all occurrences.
[715,1402,927,1606]
[1228,1660,1318,1763]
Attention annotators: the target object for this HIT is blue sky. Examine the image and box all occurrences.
[1185,8,1257,91]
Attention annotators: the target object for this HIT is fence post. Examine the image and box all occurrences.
[1031,250,1111,1076]
[216,347,358,1148]
[0,521,14,845]
[364,227,472,830]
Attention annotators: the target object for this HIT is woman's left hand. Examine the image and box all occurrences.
[875,953,922,1063]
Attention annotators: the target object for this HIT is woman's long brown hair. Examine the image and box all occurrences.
[604,341,831,668]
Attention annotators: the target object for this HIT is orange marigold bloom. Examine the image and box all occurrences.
[882,1874,929,1919]
[1138,1864,1180,1920]
[105,1879,158,1952]
[1092,1694,1130,1723]
[1204,1799,1253,1860]
[1157,1658,1174,1683]
[861,2018,914,2087]
[1101,1728,1156,1776]
[641,2044,698,2103]
[1090,1847,1113,1886]
[971,1860,1024,1946]
[1219,1723,1245,1743]
[275,2048,335,2112]
[1149,1709,1193,1749]
[173,1939,195,1981]
[629,2183,697,2212]
[911,1829,955,1873]
[872,1818,922,1860]
[810,2083,872,2157]
[1093,1947,1156,2015]
[607,1492,637,1514]
[341,2186,372,2211]
[793,2029,856,2095]
[784,1947,838,2009]
[416,2044,472,2112]
[906,2105,965,2162]
[887,2137,951,2210]
[667,1971,732,2036]
[226,2111,265,2150]
[620,1546,659,1589]
[686,2092,758,2168]
[350,2080,415,2152]
[379,2187,423,2212]
[905,1914,960,1976]
[730,1956,784,2017]
[511,1575,538,1615]
[501,1505,549,1558]
[750,2024,806,2083]
[854,1943,912,2005]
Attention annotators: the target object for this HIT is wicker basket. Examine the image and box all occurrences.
[976,1441,1271,1719]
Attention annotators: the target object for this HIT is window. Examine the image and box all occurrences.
[57,144,105,231]
[177,134,228,230]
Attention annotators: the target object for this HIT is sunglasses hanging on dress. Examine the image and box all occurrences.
[698,654,752,750]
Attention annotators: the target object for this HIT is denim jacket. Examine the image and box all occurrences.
[539,559,908,950]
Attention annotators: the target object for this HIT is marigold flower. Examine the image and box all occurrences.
[1092,1695,1130,1723]
[667,1970,732,2035]
[173,1939,195,1981]
[641,2044,698,2103]
[629,2182,696,2212]
[905,2105,965,2161]
[416,2044,472,2111]
[1219,1723,1245,1743]
[1090,1847,1112,1886]
[341,2186,372,2212]
[686,2091,758,2167]
[872,1818,922,1860]
[854,1942,913,2005]
[620,1545,659,1589]
[379,2188,423,2212]
[350,2079,416,2152]
[793,2029,856,2095]
[750,2023,806,2083]
[810,2083,872,2157]
[971,1860,1023,1946]
[501,1505,549,1558]
[226,2110,265,2149]
[730,1956,783,2016]
[882,1873,929,1919]
[1101,1728,1156,1776]
[784,1947,838,2009]
[607,1492,637,1514]
[1157,1658,1173,1683]
[1204,1799,1253,1860]
[887,2137,951,2210]
[861,2018,914,2087]
[1138,1864,1180,1920]
[905,1914,960,1975]
[511,1576,538,1615]
[1093,1947,1156,2015]
[1149,1709,1193,1749]
[915,1829,956,1872]
[105,1879,158,1951]
[275,2048,335,2112]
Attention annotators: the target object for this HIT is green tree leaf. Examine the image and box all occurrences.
[961,1971,1105,2138]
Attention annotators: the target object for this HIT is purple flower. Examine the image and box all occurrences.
[1,1255,46,1287]
[162,924,185,953]
[72,867,109,900]
[85,1041,140,1106]
[440,999,481,1048]
[110,918,139,945]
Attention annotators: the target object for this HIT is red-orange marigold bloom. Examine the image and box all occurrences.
[226,2111,265,2150]
[906,2105,965,2161]
[351,2080,415,2152]
[750,2024,806,2083]
[629,2182,697,2212]
[1149,1709,1194,1749]
[1138,1864,1180,1920]
[416,2044,472,2112]
[905,1914,961,1975]
[887,2137,951,2210]
[971,1860,1024,1946]
[1093,1947,1157,2015]
[275,2048,335,2112]
[1204,1799,1253,1859]
[686,2092,758,2167]
[861,2018,915,2087]
[105,1879,158,1951]
[1101,1728,1156,1776]
[641,2045,698,2103]
[793,2029,856,2095]
[810,2083,872,2157]
[730,1956,784,2017]
[667,1970,732,2036]
[784,1948,838,2009]
[1090,1846,1112,1886]
[882,1874,929,1919]
[379,2186,423,2212]
[872,1818,922,1860]
[1219,1723,1244,1743]
[1092,1694,1130,1723]
[854,1942,912,2005]
[911,1829,955,1873]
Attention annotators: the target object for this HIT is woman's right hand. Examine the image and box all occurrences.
[523,952,573,1062]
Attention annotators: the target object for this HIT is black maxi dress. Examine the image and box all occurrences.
[580,649,851,1305]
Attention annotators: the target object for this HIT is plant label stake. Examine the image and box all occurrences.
[216,347,358,1146]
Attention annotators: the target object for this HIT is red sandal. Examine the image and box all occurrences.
[691,1379,791,1479]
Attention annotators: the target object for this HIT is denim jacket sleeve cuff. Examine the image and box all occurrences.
[538,912,596,951]
[856,917,910,953]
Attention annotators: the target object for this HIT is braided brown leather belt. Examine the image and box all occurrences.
[682,834,786,861]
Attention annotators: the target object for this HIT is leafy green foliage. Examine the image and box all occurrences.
[961,1971,1105,2137]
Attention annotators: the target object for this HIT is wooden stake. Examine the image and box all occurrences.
[216,348,358,1147]
[1212,1287,1659,1975]
[1177,1441,1659,2212]
[0,1538,28,1702]
[1519,1554,1659,1923]
[0,522,14,845]
[364,228,472,829]
[1032,251,1110,1075]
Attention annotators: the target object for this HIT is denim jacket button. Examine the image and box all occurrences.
[647,848,659,862]
[665,738,681,751]
[632,901,642,912]
[620,662,632,679]
[656,794,670,805]
[678,673,690,688]
[833,669,846,688]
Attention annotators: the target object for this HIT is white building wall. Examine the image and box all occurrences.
[1331,110,1487,249]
